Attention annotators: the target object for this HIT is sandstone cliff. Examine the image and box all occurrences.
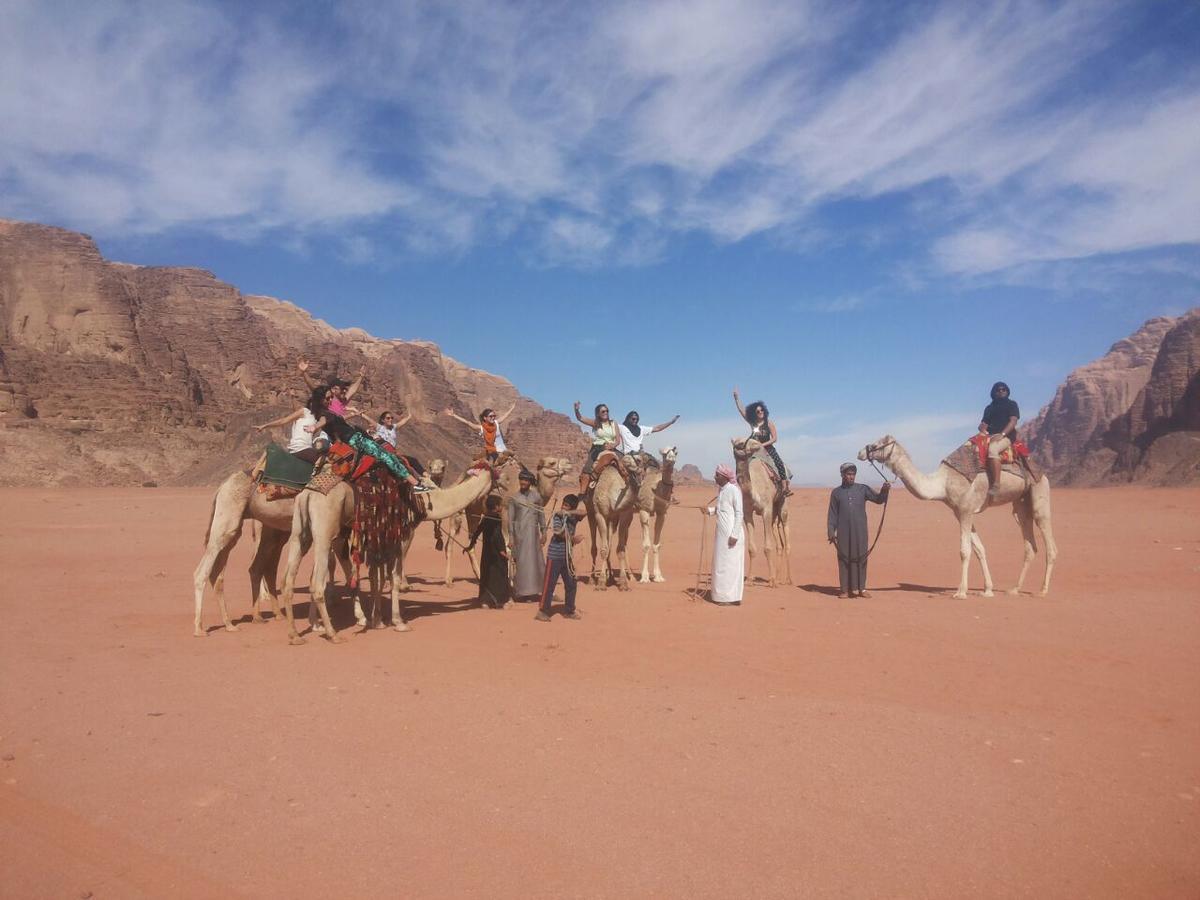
[1026,308,1200,485]
[0,220,588,486]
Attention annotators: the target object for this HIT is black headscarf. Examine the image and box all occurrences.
[990,381,1010,401]
[622,411,641,438]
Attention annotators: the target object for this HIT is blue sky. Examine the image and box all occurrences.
[3,0,1198,482]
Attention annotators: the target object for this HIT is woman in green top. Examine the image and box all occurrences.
[573,401,636,494]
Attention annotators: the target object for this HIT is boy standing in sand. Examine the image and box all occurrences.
[535,494,587,621]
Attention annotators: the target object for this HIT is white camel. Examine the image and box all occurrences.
[731,437,792,587]
[279,463,496,643]
[624,447,677,583]
[858,435,1058,598]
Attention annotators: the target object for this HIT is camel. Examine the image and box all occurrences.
[858,435,1058,599]
[445,455,572,587]
[192,461,441,637]
[731,437,792,587]
[586,454,642,591]
[623,447,678,583]
[279,463,495,643]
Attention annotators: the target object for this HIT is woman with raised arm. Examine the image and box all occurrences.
[372,408,425,477]
[733,387,791,496]
[617,410,680,466]
[574,400,636,494]
[255,387,331,462]
[442,403,516,462]
[309,394,427,491]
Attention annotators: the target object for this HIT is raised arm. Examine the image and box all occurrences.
[344,365,366,401]
[732,387,746,421]
[394,412,412,428]
[573,401,596,429]
[297,359,318,392]
[256,408,305,432]
[496,402,517,424]
[650,414,680,433]
[443,408,481,430]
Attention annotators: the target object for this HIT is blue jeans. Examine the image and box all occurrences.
[539,553,577,614]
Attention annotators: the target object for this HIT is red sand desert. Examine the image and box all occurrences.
[1,484,1198,898]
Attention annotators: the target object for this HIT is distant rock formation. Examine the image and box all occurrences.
[675,463,707,484]
[1025,308,1200,485]
[0,219,588,486]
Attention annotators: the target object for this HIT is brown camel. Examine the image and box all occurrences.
[628,446,678,583]
[586,454,643,591]
[731,437,792,587]
[279,463,496,643]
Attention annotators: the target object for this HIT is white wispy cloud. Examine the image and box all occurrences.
[1,0,1196,275]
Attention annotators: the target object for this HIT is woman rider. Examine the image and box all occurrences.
[617,411,680,466]
[573,401,637,495]
[309,388,428,491]
[733,387,791,496]
[255,388,330,463]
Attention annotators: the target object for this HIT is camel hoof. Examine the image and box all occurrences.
[329,633,346,644]
[393,622,411,632]
[1037,590,1049,598]
[224,623,240,633]
[953,592,968,600]
[981,590,995,598]
[251,614,265,624]
[193,629,205,638]
[397,582,412,593]
[288,634,306,646]
[652,576,666,583]
[1006,587,1021,596]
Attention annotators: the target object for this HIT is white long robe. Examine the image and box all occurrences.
[710,481,745,604]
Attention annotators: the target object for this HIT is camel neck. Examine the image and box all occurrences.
[885,447,946,501]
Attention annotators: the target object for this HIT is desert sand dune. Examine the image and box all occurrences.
[1,485,1197,898]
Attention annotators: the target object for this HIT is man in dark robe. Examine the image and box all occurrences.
[827,463,889,598]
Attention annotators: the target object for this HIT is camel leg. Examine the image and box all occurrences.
[651,510,667,583]
[762,515,776,588]
[743,512,758,583]
[638,510,653,583]
[776,507,792,586]
[1032,483,1057,596]
[310,546,340,633]
[280,513,308,645]
[588,509,604,589]
[305,500,344,644]
[615,515,632,591]
[193,519,241,636]
[1009,495,1037,595]
[249,528,287,623]
[954,514,974,599]
[391,554,411,632]
[970,528,994,597]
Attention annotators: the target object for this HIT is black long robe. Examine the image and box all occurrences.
[469,516,511,608]
[827,483,886,594]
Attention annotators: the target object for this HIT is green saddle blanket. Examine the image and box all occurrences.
[261,443,315,489]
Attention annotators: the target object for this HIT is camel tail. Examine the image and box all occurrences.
[202,489,219,547]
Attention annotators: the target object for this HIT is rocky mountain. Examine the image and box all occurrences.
[1025,308,1200,485]
[675,463,707,484]
[0,219,588,486]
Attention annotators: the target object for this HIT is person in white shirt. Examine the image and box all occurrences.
[372,409,411,448]
[255,387,331,462]
[617,411,680,464]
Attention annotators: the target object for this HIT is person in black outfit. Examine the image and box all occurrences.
[308,389,428,490]
[466,495,510,608]
[979,381,1020,497]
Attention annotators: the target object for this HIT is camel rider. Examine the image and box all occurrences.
[309,390,429,492]
[574,401,637,495]
[442,404,516,462]
[618,411,680,469]
[255,387,330,463]
[980,381,1019,498]
[733,388,792,496]
[298,359,365,416]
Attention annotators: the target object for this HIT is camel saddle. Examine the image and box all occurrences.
[942,435,1042,488]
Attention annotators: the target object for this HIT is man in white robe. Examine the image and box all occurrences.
[707,464,745,605]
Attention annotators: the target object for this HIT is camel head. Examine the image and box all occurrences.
[660,446,678,466]
[731,437,762,460]
[859,435,899,465]
[536,456,572,480]
[426,458,447,486]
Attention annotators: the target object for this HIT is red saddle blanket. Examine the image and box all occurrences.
[943,436,1042,484]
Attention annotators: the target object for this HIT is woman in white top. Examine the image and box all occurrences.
[573,401,637,494]
[372,409,411,447]
[617,411,680,462]
[255,387,331,462]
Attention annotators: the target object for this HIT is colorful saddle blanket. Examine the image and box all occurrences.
[942,435,1042,484]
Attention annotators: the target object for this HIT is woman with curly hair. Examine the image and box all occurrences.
[733,387,791,496]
